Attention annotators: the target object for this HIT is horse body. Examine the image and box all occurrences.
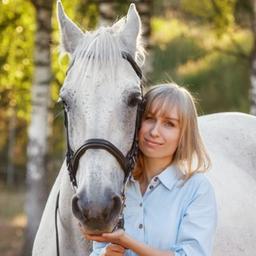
[33,1,256,255]
[33,161,91,255]
[199,112,256,255]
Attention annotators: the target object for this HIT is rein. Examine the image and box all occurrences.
[55,51,144,256]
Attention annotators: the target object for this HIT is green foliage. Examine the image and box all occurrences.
[0,0,35,120]
[0,0,35,179]
[234,0,253,27]
[181,0,236,35]
[150,17,251,114]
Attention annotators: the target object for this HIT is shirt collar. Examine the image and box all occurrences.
[129,164,183,191]
[157,164,183,191]
[129,174,136,182]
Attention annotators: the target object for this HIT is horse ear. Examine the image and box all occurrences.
[57,0,84,54]
[120,4,142,57]
[111,17,126,33]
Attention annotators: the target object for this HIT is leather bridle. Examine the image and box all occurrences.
[55,51,144,256]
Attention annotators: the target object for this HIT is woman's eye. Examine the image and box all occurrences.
[144,116,154,121]
[164,121,175,127]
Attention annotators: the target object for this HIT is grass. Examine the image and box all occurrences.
[0,184,25,219]
[0,184,26,256]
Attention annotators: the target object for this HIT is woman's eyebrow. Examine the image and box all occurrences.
[165,117,179,122]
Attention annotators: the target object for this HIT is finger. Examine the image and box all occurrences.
[102,229,124,238]
[105,251,123,256]
[105,247,125,256]
[102,232,117,239]
[85,235,109,243]
[109,244,125,253]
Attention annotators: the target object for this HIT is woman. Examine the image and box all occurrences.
[84,83,217,256]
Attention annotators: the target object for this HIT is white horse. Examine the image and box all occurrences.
[33,1,256,256]
[199,112,256,256]
[33,1,145,255]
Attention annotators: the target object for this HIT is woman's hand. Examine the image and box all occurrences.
[85,229,127,247]
[102,243,126,256]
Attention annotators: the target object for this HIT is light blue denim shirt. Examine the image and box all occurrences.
[90,165,217,256]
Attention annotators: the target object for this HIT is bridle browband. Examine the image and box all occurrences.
[55,51,144,256]
[64,51,144,189]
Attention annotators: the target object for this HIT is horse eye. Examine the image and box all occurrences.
[127,92,142,107]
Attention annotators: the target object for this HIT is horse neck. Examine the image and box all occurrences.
[58,167,92,255]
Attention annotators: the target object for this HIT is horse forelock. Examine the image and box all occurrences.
[60,21,144,80]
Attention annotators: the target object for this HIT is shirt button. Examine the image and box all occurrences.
[154,177,158,182]
[149,185,154,190]
[139,203,143,207]
[138,224,143,229]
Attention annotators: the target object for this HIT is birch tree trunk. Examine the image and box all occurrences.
[250,0,256,115]
[6,106,16,187]
[23,0,53,255]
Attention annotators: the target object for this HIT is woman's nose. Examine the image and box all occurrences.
[149,122,160,137]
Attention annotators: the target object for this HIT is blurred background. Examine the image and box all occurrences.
[0,0,255,255]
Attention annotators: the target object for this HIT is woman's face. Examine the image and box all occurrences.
[138,102,181,164]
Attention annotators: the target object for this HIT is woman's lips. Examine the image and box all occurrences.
[144,138,162,146]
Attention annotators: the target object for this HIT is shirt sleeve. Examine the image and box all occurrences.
[89,241,108,256]
[171,177,218,256]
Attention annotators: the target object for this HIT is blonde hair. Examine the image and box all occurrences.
[133,83,211,180]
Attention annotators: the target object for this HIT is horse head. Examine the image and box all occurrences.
[57,0,144,234]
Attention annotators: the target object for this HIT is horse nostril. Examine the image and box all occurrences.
[72,191,122,225]
[72,195,79,211]
[101,194,121,221]
[72,195,89,221]
[111,194,122,216]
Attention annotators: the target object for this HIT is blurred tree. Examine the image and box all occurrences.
[22,0,53,255]
[180,0,256,115]
[98,0,116,26]
[6,106,16,186]
[75,0,98,29]
[96,0,153,74]
[248,0,256,115]
[0,0,35,183]
[133,0,153,74]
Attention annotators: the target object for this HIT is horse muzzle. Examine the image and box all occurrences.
[71,189,122,233]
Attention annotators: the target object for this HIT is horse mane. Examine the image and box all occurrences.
[59,19,145,84]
